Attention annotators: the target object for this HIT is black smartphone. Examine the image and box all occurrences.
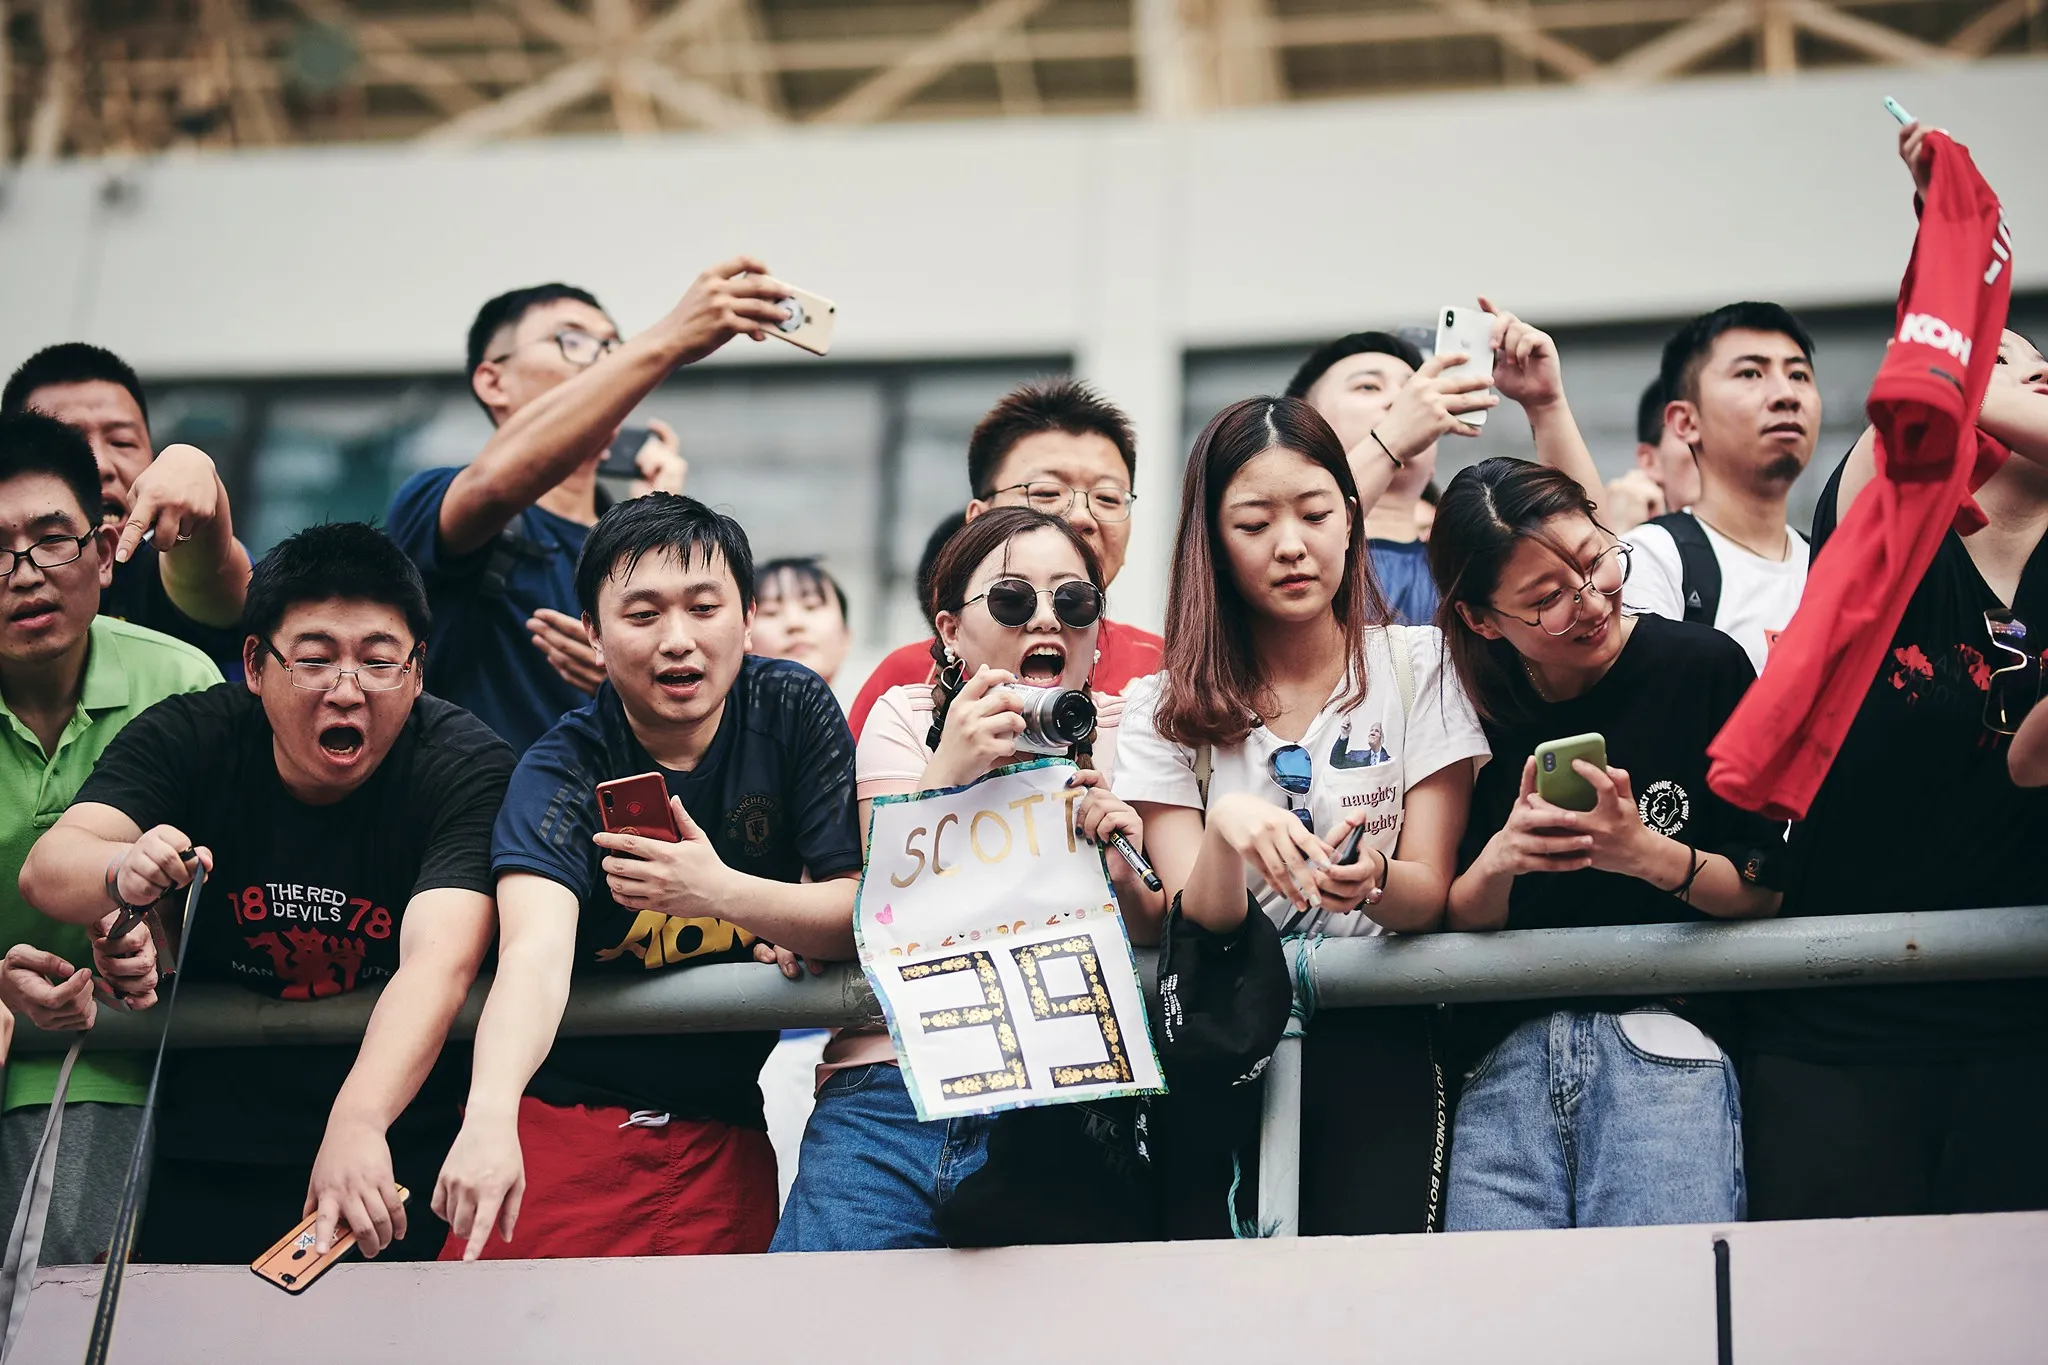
[600,427,650,479]
[1333,824,1369,866]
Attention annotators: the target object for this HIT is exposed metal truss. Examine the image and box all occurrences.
[0,0,2039,155]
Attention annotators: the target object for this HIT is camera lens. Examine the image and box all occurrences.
[1046,690,1098,745]
[1543,753,1556,771]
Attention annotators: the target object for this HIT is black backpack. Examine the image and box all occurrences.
[1646,511,1806,627]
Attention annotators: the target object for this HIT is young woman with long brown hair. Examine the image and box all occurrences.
[1116,395,1487,1235]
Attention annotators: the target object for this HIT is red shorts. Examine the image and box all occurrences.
[439,1096,778,1260]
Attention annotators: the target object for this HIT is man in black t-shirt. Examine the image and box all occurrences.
[436,493,860,1261]
[1745,334,2048,1220]
[20,523,514,1263]
[3,344,250,668]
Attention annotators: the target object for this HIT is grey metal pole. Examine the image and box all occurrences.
[9,960,884,1053]
[13,905,2048,1053]
[1298,906,2048,1008]
[1255,1034,1303,1237]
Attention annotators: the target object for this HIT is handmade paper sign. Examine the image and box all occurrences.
[856,758,1166,1120]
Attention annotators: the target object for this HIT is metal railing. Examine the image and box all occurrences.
[13,906,2048,1237]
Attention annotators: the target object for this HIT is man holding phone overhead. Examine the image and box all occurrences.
[386,258,797,753]
[434,493,861,1261]
[19,522,515,1265]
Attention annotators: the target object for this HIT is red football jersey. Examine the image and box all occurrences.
[1707,132,2014,821]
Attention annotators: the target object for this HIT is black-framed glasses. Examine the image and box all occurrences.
[262,641,421,693]
[1493,543,1633,636]
[1267,744,1315,831]
[1984,608,2041,735]
[964,578,1104,630]
[988,481,1136,523]
[487,328,621,369]
[0,532,95,578]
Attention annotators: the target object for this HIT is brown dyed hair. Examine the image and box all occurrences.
[924,506,1105,759]
[1427,456,1611,727]
[1152,396,1389,749]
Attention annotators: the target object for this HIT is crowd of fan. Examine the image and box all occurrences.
[0,116,2043,1270]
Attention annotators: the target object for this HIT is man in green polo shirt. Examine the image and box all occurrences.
[0,411,219,1264]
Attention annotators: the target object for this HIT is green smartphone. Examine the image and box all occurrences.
[1534,732,1608,812]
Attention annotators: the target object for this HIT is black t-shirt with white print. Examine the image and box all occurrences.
[1748,454,2048,1063]
[76,685,516,1161]
[1454,612,1780,1062]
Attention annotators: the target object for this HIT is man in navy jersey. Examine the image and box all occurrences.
[434,493,861,1260]
[386,261,794,753]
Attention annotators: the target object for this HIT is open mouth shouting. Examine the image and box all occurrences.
[317,723,366,765]
[1018,643,1067,684]
[655,663,706,702]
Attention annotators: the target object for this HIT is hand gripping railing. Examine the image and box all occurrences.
[12,906,2048,1237]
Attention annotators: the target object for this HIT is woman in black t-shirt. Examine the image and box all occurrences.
[1430,458,1782,1230]
[1744,329,2048,1221]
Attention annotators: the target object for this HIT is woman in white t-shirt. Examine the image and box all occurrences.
[771,506,1169,1253]
[1117,394,1489,1234]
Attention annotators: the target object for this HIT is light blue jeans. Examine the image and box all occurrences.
[769,1063,994,1252]
[1446,1008,1745,1231]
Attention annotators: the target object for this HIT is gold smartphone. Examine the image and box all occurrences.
[766,283,837,355]
[250,1186,409,1293]
[1534,732,1607,812]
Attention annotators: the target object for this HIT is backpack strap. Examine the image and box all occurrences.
[1383,623,1416,721]
[1647,511,1721,627]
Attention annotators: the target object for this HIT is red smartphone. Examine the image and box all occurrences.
[596,773,681,842]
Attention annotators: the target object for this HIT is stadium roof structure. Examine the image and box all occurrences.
[0,0,2040,156]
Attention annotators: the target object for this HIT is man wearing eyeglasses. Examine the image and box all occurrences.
[388,262,794,753]
[847,379,1162,736]
[21,522,516,1264]
[0,412,217,1268]
[3,343,252,671]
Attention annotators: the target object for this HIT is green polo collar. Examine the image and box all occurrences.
[77,620,132,714]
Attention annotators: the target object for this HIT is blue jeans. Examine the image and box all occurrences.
[769,1063,994,1252]
[1446,1008,1745,1231]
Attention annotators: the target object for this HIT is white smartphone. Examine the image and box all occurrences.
[767,284,837,356]
[1434,305,1497,430]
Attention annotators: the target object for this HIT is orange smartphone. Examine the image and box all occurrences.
[596,772,681,842]
[251,1186,408,1293]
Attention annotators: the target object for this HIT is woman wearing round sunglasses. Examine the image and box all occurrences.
[772,507,1167,1252]
[1116,396,1488,1236]
[1431,457,1781,1232]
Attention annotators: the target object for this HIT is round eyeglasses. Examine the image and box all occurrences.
[989,481,1135,523]
[488,328,621,369]
[1493,543,1633,636]
[963,578,1104,630]
[262,641,421,692]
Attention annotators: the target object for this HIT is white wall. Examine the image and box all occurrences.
[2,58,2044,627]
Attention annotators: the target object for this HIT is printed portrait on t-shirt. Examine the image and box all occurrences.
[1328,719,1393,769]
